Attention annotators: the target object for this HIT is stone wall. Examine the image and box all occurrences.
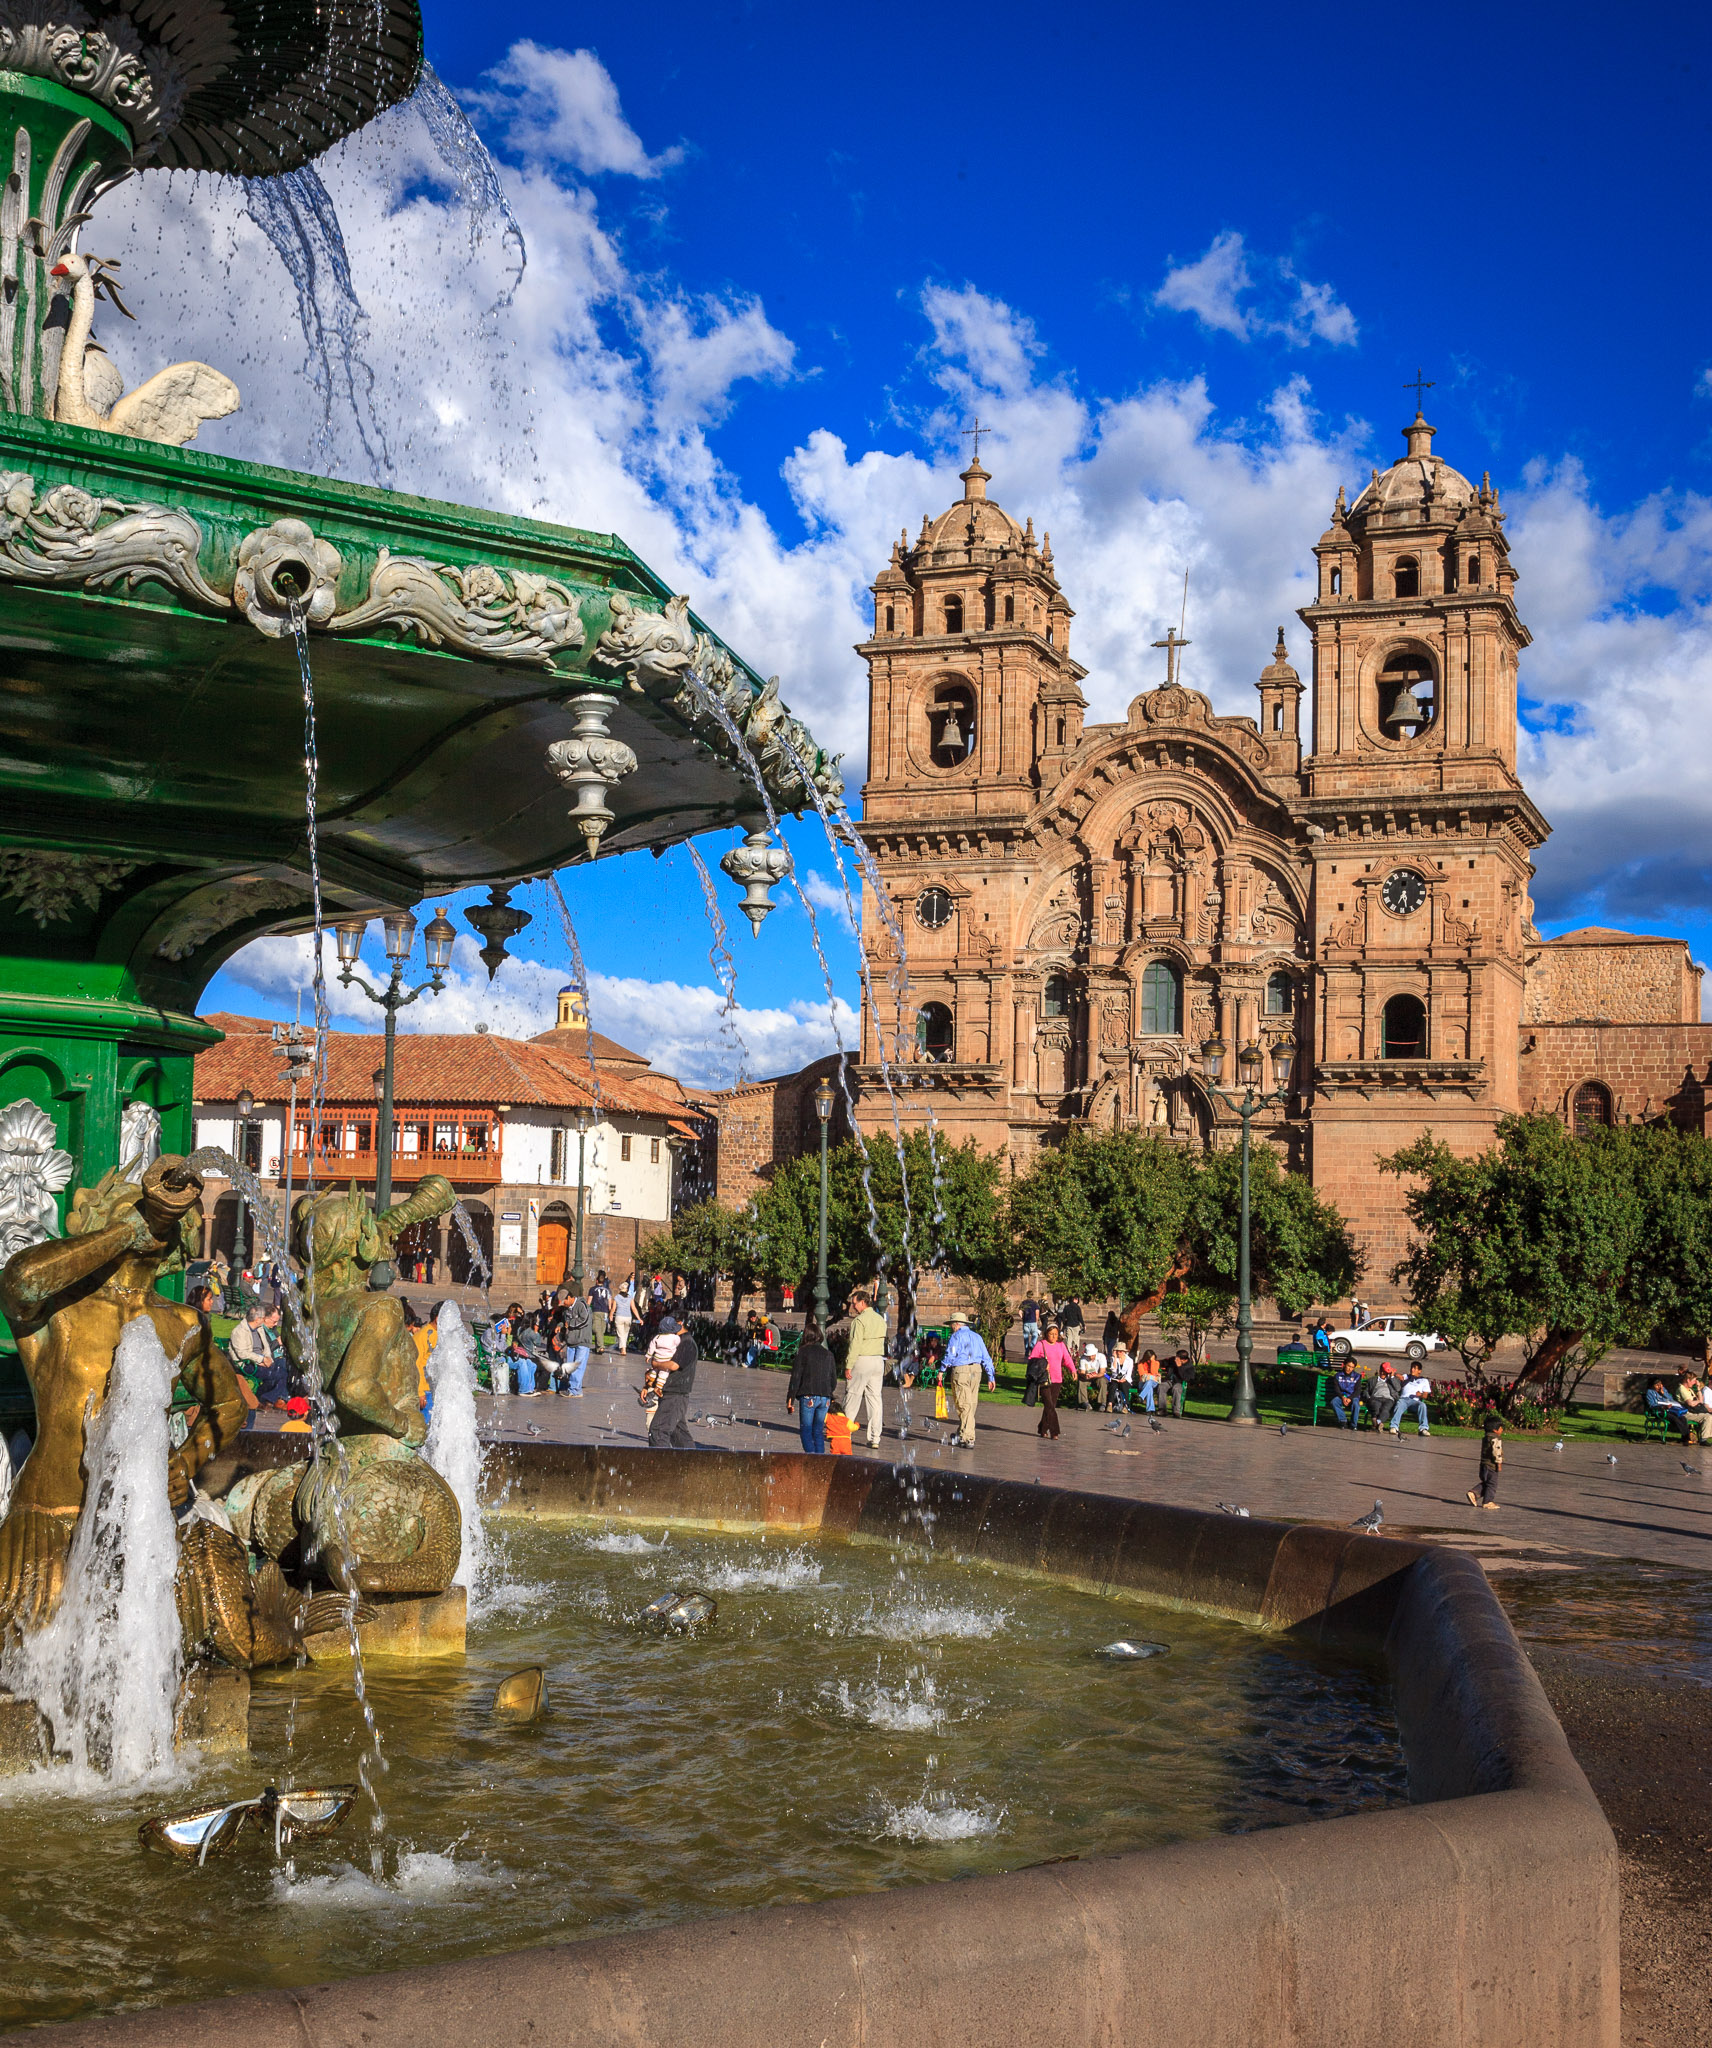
[1519,1023,1712,1133]
[1525,932,1703,1024]
[694,1054,846,1209]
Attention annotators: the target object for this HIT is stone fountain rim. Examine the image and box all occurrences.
[27,1441,1614,2048]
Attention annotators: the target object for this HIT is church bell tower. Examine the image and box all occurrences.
[1296,402,1548,1269]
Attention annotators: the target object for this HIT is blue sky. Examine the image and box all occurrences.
[184,0,1712,1078]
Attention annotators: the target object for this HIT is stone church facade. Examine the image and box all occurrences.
[847,417,1712,1274]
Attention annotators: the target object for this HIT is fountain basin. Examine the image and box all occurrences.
[3,1446,1618,2048]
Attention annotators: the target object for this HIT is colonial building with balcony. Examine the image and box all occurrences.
[191,989,700,1295]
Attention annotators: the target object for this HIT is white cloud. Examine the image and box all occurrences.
[214,933,856,1091]
[1155,232,1358,349]
[798,868,856,934]
[467,43,683,176]
[1155,230,1252,338]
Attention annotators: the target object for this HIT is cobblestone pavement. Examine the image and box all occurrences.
[476,1346,1712,1572]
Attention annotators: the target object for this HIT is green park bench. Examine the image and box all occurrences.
[1277,1344,1336,1426]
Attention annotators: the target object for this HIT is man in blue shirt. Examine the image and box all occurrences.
[944,1311,992,1448]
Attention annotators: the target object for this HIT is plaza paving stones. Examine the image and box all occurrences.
[475,1348,1712,1573]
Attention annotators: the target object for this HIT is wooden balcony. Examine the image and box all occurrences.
[288,1107,501,1185]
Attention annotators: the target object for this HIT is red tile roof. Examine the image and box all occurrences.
[196,1015,695,1124]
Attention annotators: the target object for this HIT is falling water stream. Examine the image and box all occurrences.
[0,1317,182,1786]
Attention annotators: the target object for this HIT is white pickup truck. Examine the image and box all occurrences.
[1327,1317,1447,1364]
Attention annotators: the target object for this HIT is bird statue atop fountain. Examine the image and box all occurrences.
[47,250,239,447]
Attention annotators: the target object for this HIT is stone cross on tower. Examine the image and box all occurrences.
[1151,626,1191,688]
[1404,367,1435,414]
[962,417,991,462]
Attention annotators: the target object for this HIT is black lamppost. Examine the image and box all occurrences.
[572,1104,590,1292]
[232,1086,256,1293]
[1200,1028,1296,1425]
[813,1075,835,1325]
[334,906,456,1212]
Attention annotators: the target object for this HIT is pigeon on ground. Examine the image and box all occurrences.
[524,1422,545,1437]
[1150,1418,1163,1434]
[1605,1453,1618,1466]
[1683,1462,1698,1475]
[1216,1501,1250,1517]
[1553,1440,1564,1452]
[1350,1499,1383,1534]
[1278,1424,1288,1437]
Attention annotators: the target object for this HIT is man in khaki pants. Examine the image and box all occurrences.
[942,1310,991,1449]
[842,1288,888,1448]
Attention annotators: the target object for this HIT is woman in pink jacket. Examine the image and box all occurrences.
[1028,1321,1075,1441]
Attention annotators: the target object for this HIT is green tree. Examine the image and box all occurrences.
[754,1130,1009,1323]
[1010,1128,1359,1346]
[1380,1113,1708,1411]
[636,1199,765,1322]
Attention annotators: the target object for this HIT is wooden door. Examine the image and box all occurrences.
[537,1221,569,1286]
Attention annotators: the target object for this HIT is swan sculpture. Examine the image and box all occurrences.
[47,250,239,447]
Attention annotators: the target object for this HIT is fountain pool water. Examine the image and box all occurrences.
[0,1522,1405,2031]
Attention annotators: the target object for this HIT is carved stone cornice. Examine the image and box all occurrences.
[1315,1059,1486,1102]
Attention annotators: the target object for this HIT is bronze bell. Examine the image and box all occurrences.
[933,707,968,760]
[1382,677,1428,736]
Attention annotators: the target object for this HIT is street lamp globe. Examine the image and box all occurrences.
[1199,1034,1226,1084]
[1236,1039,1264,1089]
[575,1104,590,1137]
[422,906,456,976]
[813,1077,834,1125]
[236,1087,254,1120]
[380,906,418,966]
[334,918,366,969]
[1271,1031,1297,1091]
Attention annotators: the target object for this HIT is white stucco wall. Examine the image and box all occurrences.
[495,1108,672,1220]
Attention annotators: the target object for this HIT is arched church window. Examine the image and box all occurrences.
[1272,703,1283,731]
[929,683,976,766]
[1573,1080,1613,1134]
[1043,974,1071,1019]
[1140,961,1181,1036]
[1378,650,1436,740]
[1381,993,1427,1059]
[1055,717,1066,745]
[885,605,895,631]
[1330,567,1342,595]
[916,1002,954,1063]
[1467,552,1480,586]
[943,596,963,634]
[1046,624,1055,645]
[1393,556,1420,598]
[1265,971,1294,1017]
[1004,593,1014,623]
[915,887,953,931]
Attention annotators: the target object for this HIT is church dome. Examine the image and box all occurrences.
[915,459,1027,559]
[1351,414,1478,524]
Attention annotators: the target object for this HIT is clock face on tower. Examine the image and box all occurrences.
[1381,868,1428,917]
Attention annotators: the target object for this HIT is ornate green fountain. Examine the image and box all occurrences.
[0,3,838,1394]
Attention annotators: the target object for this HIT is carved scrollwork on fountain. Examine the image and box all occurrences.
[329,552,587,669]
[0,470,227,608]
[152,876,304,960]
[0,15,180,145]
[593,593,845,814]
[0,847,137,925]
